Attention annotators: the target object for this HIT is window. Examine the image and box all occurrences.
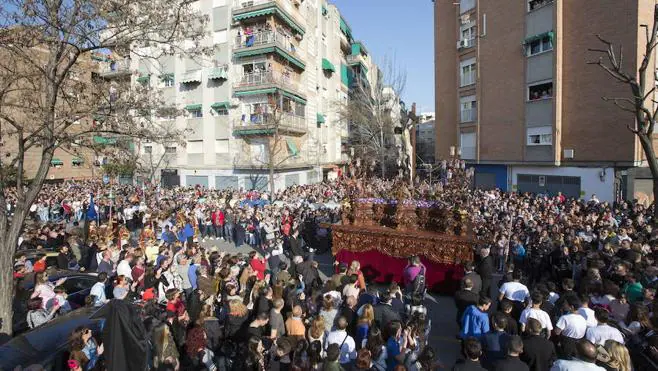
[213,30,227,44]
[460,22,476,48]
[460,96,477,123]
[527,126,553,145]
[187,140,203,153]
[189,108,203,118]
[460,58,476,87]
[528,81,553,101]
[526,35,553,56]
[214,107,228,115]
[460,0,475,13]
[163,75,175,87]
[165,146,177,154]
[460,132,476,160]
[528,0,554,12]
[144,146,152,154]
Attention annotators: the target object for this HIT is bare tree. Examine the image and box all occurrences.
[588,4,658,218]
[235,106,303,198]
[338,57,407,178]
[0,0,208,334]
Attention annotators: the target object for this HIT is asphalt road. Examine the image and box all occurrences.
[198,237,464,369]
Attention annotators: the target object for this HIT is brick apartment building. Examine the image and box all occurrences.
[434,0,657,202]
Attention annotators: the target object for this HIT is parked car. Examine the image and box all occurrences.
[13,270,112,335]
[0,306,104,371]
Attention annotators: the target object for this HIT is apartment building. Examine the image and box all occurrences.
[434,0,657,202]
[96,0,378,191]
[416,112,436,165]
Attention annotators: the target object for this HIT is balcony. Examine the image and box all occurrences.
[232,0,305,36]
[234,71,305,99]
[99,59,132,78]
[234,31,305,70]
[346,53,365,66]
[233,113,307,136]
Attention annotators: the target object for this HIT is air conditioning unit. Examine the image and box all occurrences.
[563,149,575,159]
[456,40,468,49]
[460,14,470,24]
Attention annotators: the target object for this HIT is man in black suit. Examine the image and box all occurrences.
[373,290,402,329]
[453,337,487,371]
[455,277,480,326]
[476,247,495,298]
[494,335,529,371]
[520,318,556,371]
[463,261,482,294]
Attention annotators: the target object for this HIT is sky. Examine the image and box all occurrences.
[331,0,435,114]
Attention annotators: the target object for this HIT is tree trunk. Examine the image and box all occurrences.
[638,133,658,224]
[269,165,275,201]
[0,217,22,337]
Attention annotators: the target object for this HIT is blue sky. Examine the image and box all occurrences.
[331,0,435,114]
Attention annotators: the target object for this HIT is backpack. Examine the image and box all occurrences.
[412,267,427,298]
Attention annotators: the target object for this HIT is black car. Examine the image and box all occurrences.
[13,270,112,335]
[14,248,59,268]
[0,306,105,371]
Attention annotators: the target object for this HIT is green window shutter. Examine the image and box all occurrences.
[286,139,299,156]
[341,64,349,86]
[351,43,361,56]
[316,113,325,124]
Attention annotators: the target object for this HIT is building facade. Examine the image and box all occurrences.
[416,112,436,165]
[434,0,657,202]
[96,0,379,191]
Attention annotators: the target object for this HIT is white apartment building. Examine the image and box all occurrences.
[96,0,380,192]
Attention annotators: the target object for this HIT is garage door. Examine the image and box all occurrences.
[187,175,209,188]
[215,176,238,190]
[516,174,581,198]
[474,173,497,190]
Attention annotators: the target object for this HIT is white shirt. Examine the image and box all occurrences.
[585,324,625,346]
[519,307,553,332]
[90,282,107,307]
[325,330,357,364]
[116,259,132,278]
[556,313,588,339]
[499,281,530,302]
[550,359,605,371]
[578,307,598,328]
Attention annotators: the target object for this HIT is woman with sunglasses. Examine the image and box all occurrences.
[69,326,103,370]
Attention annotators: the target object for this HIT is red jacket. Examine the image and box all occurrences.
[211,210,225,226]
[250,257,267,280]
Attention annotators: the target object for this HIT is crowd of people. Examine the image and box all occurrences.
[6,167,658,371]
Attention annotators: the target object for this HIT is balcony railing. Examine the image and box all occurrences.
[99,59,131,77]
[460,108,477,123]
[233,152,310,169]
[234,112,306,131]
[234,30,301,59]
[236,71,302,93]
[346,54,365,66]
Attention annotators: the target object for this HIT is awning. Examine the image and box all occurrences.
[282,91,307,105]
[136,75,150,83]
[234,88,277,96]
[317,113,325,124]
[322,58,336,72]
[286,139,299,156]
[274,47,305,70]
[339,17,352,40]
[50,158,63,166]
[93,136,117,145]
[233,6,305,35]
[321,5,328,16]
[185,104,202,110]
[234,46,275,58]
[233,128,276,136]
[208,67,228,80]
[351,41,368,56]
[180,70,202,84]
[524,31,555,44]
[72,157,84,164]
[211,102,230,110]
